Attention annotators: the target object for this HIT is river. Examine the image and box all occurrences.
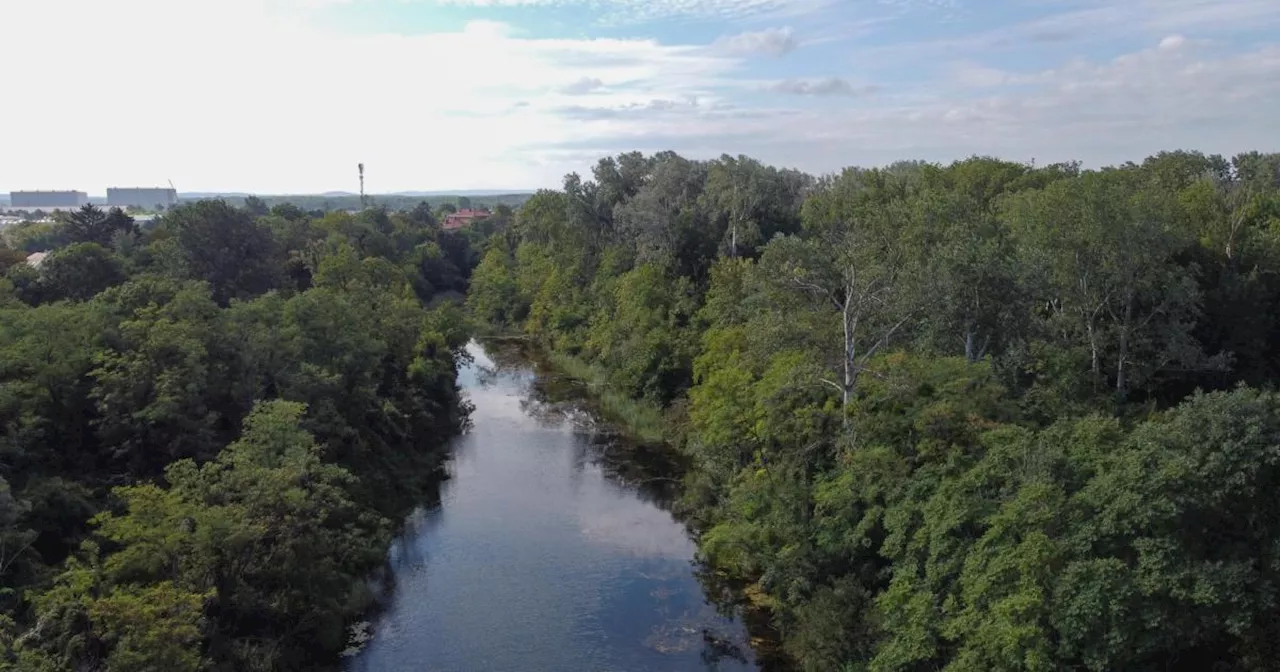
[345,340,762,672]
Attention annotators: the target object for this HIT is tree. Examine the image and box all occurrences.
[242,195,270,218]
[757,168,925,411]
[408,201,438,228]
[915,159,1030,362]
[466,246,524,325]
[27,242,127,303]
[1006,169,1215,397]
[62,205,137,247]
[90,279,226,475]
[157,200,281,305]
[702,154,807,260]
[614,153,710,274]
[0,246,29,275]
[0,476,37,592]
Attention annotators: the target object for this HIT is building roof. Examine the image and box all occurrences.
[442,208,491,230]
[25,252,49,268]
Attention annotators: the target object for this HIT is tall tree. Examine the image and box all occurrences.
[1007,168,1214,396]
[756,168,925,410]
[157,200,281,305]
[62,205,137,247]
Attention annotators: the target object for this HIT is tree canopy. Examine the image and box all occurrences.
[0,196,480,669]
[467,148,1280,671]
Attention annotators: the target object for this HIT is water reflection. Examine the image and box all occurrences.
[346,340,758,672]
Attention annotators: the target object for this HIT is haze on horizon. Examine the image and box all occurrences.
[2,0,1278,195]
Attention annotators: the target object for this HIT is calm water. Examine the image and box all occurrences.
[346,341,758,672]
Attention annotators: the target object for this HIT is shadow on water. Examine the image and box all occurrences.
[345,339,787,672]
[483,339,689,505]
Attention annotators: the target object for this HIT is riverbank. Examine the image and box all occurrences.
[479,336,791,671]
[346,340,759,671]
[541,349,668,444]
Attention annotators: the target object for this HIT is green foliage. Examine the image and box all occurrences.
[12,243,127,305]
[156,200,282,305]
[467,245,525,327]
[60,206,138,248]
[468,148,1280,672]
[0,198,473,669]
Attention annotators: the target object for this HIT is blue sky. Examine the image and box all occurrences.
[2,0,1278,193]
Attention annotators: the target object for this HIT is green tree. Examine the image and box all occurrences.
[62,205,137,247]
[467,245,524,326]
[756,168,926,410]
[1006,169,1215,397]
[242,195,269,218]
[90,278,227,475]
[157,200,281,305]
[25,242,127,304]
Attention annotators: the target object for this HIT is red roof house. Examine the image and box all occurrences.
[442,208,490,230]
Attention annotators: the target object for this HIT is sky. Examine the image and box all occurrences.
[1,0,1278,194]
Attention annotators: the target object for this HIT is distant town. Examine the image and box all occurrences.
[0,188,533,229]
[5,187,178,211]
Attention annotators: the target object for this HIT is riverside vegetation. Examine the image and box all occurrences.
[467,150,1280,671]
[0,200,486,670]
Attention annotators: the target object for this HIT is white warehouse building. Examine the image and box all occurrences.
[107,187,178,209]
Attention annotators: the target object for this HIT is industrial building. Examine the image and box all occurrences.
[9,190,88,208]
[107,187,178,209]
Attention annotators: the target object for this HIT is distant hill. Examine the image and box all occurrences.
[180,192,250,199]
[387,190,536,197]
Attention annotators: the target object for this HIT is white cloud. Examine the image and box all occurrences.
[531,36,1280,176]
[768,77,875,96]
[0,0,741,192]
[867,0,1280,56]
[1,0,1276,193]
[948,61,1014,88]
[445,0,833,22]
[560,77,606,94]
[1158,33,1187,50]
[714,27,799,57]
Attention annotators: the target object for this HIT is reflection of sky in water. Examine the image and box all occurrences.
[347,342,754,672]
[574,471,696,560]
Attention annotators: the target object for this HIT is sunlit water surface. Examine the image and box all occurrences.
[345,341,756,672]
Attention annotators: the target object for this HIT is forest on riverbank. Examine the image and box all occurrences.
[467,149,1280,671]
[0,201,481,670]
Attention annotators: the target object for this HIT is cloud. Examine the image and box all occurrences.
[430,0,834,23]
[768,77,875,96]
[1158,34,1187,51]
[714,27,798,57]
[0,0,742,192]
[556,99,700,120]
[560,77,606,94]
[2,0,1276,194]
[948,61,1014,88]
[866,0,1280,55]
[524,35,1279,182]
[1028,29,1073,43]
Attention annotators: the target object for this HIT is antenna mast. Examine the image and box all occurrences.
[358,163,366,208]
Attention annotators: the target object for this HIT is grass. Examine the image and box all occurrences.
[543,350,667,445]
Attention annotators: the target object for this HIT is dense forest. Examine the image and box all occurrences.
[0,200,484,670]
[468,149,1280,671]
